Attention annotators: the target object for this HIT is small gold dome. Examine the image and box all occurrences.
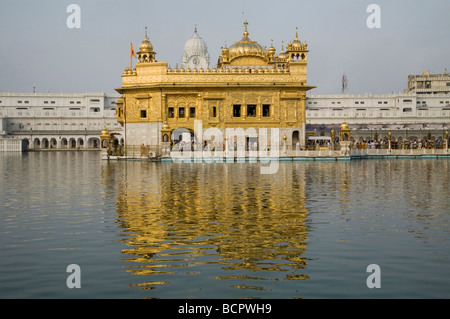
[286,28,305,52]
[222,41,229,54]
[269,40,276,53]
[100,127,110,138]
[268,40,276,56]
[139,27,153,53]
[277,52,287,60]
[139,37,153,53]
[340,120,349,130]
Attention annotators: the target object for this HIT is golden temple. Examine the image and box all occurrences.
[114,22,314,154]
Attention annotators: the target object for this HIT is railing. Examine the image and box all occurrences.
[11,130,103,135]
[0,138,22,152]
[306,109,450,119]
[104,143,450,160]
[350,148,449,157]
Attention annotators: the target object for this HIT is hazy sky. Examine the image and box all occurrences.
[0,0,448,95]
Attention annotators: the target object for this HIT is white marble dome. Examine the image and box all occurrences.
[184,31,207,57]
[182,26,210,70]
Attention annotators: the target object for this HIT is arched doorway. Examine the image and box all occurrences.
[292,130,300,150]
[33,138,40,149]
[42,138,49,149]
[88,137,100,148]
[77,138,84,149]
[171,127,198,151]
[50,138,57,149]
[61,138,68,149]
[69,138,76,149]
[22,138,29,151]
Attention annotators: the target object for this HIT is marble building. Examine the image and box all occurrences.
[0,91,121,150]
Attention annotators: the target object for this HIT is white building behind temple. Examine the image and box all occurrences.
[405,69,450,94]
[0,91,121,150]
[305,70,450,143]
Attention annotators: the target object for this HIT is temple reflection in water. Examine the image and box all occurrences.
[101,161,312,291]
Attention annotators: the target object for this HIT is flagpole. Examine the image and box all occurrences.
[124,96,127,158]
[130,43,133,70]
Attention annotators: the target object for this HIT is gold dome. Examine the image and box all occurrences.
[340,120,349,130]
[139,27,153,53]
[277,42,287,60]
[100,127,110,138]
[228,21,268,59]
[268,40,276,56]
[286,28,305,51]
[221,41,229,54]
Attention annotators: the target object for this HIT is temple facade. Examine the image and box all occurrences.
[115,22,314,154]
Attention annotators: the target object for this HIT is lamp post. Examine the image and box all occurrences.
[388,131,392,153]
[405,127,409,149]
[224,135,229,156]
[445,129,449,152]
[283,133,287,155]
[330,128,335,150]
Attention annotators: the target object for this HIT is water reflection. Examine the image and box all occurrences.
[100,158,450,297]
[101,161,310,293]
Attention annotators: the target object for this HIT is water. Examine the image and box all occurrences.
[0,152,449,298]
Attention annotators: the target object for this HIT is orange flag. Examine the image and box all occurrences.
[130,42,136,57]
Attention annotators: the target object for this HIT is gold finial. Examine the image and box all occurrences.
[295,27,299,41]
[243,20,249,37]
[194,24,197,33]
[145,26,148,39]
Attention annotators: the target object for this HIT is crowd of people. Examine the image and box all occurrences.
[304,137,448,151]
[169,137,448,152]
[352,138,447,150]
[171,140,257,152]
